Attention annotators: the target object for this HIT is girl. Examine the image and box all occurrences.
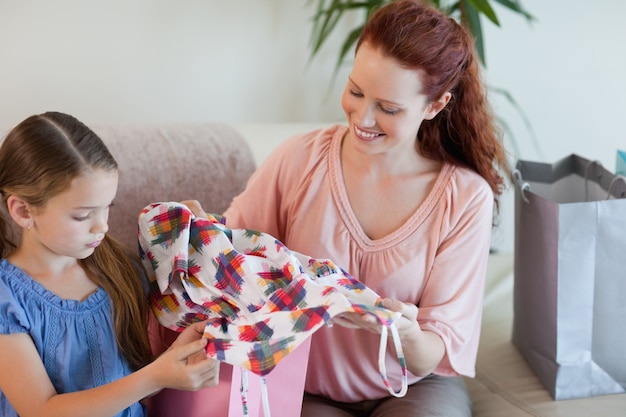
[0,112,219,417]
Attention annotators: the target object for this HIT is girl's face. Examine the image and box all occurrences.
[29,169,118,260]
[341,42,449,158]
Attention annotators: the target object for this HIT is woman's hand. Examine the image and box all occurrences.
[332,298,444,376]
[180,199,208,219]
[332,298,419,338]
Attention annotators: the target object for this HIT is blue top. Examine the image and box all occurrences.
[0,259,145,417]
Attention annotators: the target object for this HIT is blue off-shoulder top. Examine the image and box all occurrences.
[0,259,145,417]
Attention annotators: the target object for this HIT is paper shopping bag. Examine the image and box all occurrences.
[512,154,626,400]
[616,150,626,176]
[227,339,310,417]
[147,318,308,417]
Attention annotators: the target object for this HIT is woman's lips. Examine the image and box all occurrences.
[354,124,384,141]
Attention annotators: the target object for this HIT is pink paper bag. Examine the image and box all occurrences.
[147,320,309,417]
[227,338,310,417]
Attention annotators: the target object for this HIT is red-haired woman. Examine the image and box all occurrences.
[224,1,508,415]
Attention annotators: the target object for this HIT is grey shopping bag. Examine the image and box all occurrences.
[512,154,626,400]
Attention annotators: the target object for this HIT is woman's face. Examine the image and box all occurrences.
[341,42,448,157]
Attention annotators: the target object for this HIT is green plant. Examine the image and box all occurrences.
[307,0,541,158]
[309,0,534,71]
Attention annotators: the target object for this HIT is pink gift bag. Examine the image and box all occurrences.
[147,320,309,417]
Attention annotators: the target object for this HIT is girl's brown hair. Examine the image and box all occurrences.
[0,112,152,370]
[357,0,509,198]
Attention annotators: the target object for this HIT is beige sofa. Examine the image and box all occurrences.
[4,122,624,415]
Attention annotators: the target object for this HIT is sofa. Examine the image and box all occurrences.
[4,121,623,416]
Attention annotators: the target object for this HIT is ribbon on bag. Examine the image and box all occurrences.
[138,202,408,416]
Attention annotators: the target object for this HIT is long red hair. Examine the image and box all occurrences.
[357,0,509,198]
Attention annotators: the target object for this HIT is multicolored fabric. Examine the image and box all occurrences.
[138,202,407,397]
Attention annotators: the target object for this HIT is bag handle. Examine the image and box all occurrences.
[378,322,409,398]
[607,175,626,199]
[584,159,604,201]
[239,370,272,417]
[512,169,531,203]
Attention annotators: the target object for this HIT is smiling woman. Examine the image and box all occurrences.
[219,1,508,416]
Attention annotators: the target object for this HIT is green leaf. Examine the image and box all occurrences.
[309,0,346,56]
[467,0,500,26]
[335,25,364,71]
[491,0,535,22]
[308,0,378,59]
[461,0,486,65]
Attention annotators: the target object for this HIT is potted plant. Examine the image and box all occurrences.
[306,0,540,157]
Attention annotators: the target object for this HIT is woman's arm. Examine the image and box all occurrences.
[0,322,219,417]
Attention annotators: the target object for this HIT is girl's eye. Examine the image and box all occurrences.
[349,89,363,98]
[73,214,91,221]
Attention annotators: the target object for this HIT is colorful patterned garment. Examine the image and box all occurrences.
[138,202,407,415]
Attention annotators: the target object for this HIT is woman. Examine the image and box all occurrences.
[223,1,508,415]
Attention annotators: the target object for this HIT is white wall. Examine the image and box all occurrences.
[481,1,626,251]
[0,0,350,127]
[1,0,625,252]
[484,0,626,168]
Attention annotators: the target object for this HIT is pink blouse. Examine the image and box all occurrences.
[224,125,493,402]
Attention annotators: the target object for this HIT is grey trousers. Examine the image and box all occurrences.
[300,375,472,417]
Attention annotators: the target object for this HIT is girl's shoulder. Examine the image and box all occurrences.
[0,259,108,317]
[0,258,28,296]
[0,259,35,333]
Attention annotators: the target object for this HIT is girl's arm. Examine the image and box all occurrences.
[0,322,219,417]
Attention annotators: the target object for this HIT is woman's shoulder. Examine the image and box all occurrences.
[432,163,494,224]
[266,124,346,164]
[445,163,493,199]
[249,124,347,188]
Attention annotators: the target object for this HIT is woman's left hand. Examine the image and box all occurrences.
[332,298,419,337]
[180,199,208,219]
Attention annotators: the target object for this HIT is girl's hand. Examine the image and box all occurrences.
[150,321,220,390]
[150,338,220,391]
[169,321,214,368]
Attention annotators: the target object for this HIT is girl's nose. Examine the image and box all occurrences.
[92,212,109,235]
